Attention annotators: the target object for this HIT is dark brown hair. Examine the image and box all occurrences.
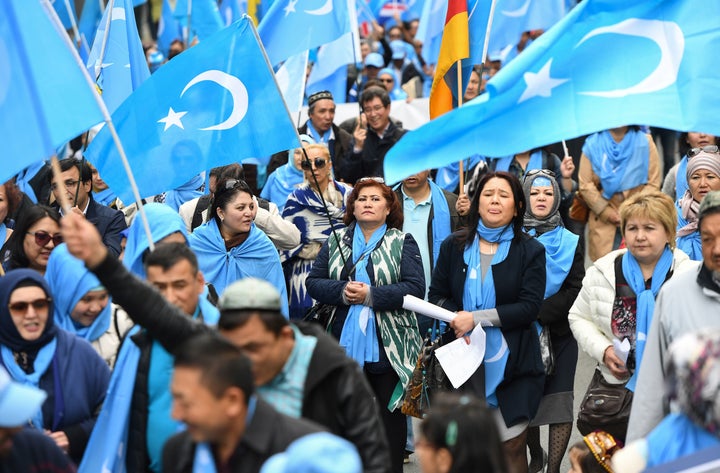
[343,179,403,230]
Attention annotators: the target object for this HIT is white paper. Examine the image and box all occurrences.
[434,327,486,389]
[613,338,631,364]
[402,295,457,323]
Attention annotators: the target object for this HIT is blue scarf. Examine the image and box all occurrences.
[94,187,117,207]
[529,227,578,298]
[190,220,288,317]
[163,173,205,212]
[676,156,689,199]
[1,338,57,429]
[646,413,720,467]
[45,244,113,342]
[192,396,258,473]
[583,130,649,199]
[0,223,6,246]
[622,246,673,391]
[339,225,386,366]
[260,161,304,212]
[123,203,190,278]
[306,120,332,146]
[494,151,543,175]
[15,161,46,203]
[677,233,702,261]
[462,222,513,406]
[428,180,452,265]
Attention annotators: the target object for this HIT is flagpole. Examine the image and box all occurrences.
[456,59,465,192]
[94,0,116,81]
[42,0,157,252]
[63,0,83,50]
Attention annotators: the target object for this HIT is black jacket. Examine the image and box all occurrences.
[427,232,547,427]
[91,255,391,473]
[53,196,127,257]
[339,122,406,184]
[162,398,324,473]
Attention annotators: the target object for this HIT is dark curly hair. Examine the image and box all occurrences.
[343,179,403,230]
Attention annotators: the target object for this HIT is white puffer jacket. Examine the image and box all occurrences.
[568,248,694,384]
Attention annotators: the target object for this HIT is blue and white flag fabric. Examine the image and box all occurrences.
[276,51,310,115]
[174,0,225,43]
[416,0,445,66]
[51,0,78,30]
[85,16,301,204]
[86,0,150,114]
[258,0,352,66]
[488,0,567,55]
[384,0,720,184]
[158,0,183,56]
[306,25,358,104]
[78,0,103,55]
[220,0,245,26]
[0,0,105,185]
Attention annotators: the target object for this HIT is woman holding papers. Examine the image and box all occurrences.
[521,170,584,473]
[568,190,694,443]
[428,171,546,473]
[306,177,424,473]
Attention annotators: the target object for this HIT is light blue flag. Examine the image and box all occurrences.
[384,0,720,184]
[306,31,356,104]
[86,0,150,114]
[276,51,309,115]
[468,0,493,64]
[488,0,567,54]
[0,0,105,185]
[78,0,103,52]
[258,0,351,66]
[85,16,301,204]
[404,0,424,21]
[51,0,78,29]
[158,0,183,55]
[133,0,147,5]
[220,0,245,26]
[174,0,224,43]
[416,0,444,66]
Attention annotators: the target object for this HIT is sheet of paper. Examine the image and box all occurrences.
[434,327,486,389]
[613,338,631,364]
[402,295,457,323]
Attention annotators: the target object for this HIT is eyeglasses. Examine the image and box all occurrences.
[688,145,720,158]
[358,176,385,184]
[379,78,394,83]
[8,298,52,314]
[27,231,63,247]
[362,105,386,114]
[300,158,327,170]
[50,179,81,191]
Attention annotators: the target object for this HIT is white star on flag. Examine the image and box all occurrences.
[158,107,187,131]
[517,59,569,103]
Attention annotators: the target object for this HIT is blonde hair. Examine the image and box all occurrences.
[619,190,677,250]
[303,143,331,161]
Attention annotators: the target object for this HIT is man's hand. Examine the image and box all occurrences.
[455,194,471,216]
[560,155,575,179]
[353,113,368,150]
[61,212,108,269]
[47,431,69,452]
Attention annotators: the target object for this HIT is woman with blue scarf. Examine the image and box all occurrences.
[521,171,584,473]
[676,149,720,260]
[612,329,720,472]
[578,126,660,261]
[377,68,408,101]
[661,131,717,201]
[282,144,352,320]
[428,171,547,473]
[569,190,694,443]
[261,136,314,213]
[45,244,133,367]
[0,269,110,463]
[190,178,288,316]
[306,178,425,473]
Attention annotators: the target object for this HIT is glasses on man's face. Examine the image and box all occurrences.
[300,158,327,170]
[358,176,385,184]
[27,231,63,247]
[362,105,386,115]
[50,179,81,191]
[8,298,52,315]
[688,145,720,158]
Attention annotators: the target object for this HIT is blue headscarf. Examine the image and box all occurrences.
[339,224,385,366]
[462,222,512,406]
[190,220,288,317]
[93,187,117,207]
[0,269,58,429]
[583,129,649,199]
[622,246,673,391]
[163,173,205,212]
[494,150,543,175]
[378,68,408,101]
[123,203,190,278]
[45,244,112,342]
[260,161,304,213]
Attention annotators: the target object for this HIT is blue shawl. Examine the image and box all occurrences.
[677,233,702,261]
[123,203,190,278]
[428,180,452,265]
[675,156,689,200]
[583,130,649,199]
[260,161,304,213]
[45,244,112,343]
[94,187,117,207]
[435,155,484,192]
[646,413,720,467]
[530,227,578,299]
[494,150,543,175]
[339,224,385,366]
[163,173,205,212]
[190,220,288,317]
[622,246,673,391]
[462,222,512,406]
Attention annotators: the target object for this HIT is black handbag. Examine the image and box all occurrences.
[577,369,633,441]
[302,303,337,332]
[401,331,453,418]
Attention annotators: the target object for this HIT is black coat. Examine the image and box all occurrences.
[53,196,127,257]
[161,398,324,473]
[427,232,547,427]
[90,255,391,473]
[339,122,406,184]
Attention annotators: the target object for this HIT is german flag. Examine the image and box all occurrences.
[429,0,469,119]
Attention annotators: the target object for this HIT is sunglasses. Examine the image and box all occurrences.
[688,145,720,158]
[27,231,63,247]
[300,158,327,170]
[8,298,52,314]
